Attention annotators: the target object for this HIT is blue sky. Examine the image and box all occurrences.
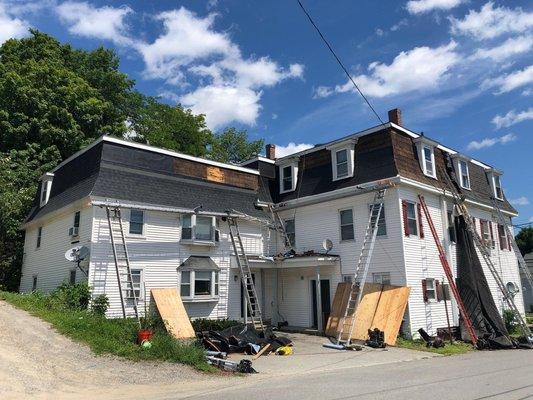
[0,0,532,224]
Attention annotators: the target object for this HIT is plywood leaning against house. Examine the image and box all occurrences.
[151,288,195,339]
[325,282,411,345]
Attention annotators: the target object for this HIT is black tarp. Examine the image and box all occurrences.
[455,216,513,349]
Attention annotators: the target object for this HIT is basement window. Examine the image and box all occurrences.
[372,272,391,285]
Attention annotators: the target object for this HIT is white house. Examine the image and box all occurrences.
[20,108,524,338]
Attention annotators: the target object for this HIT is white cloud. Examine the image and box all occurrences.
[450,2,533,40]
[136,7,302,129]
[390,19,408,32]
[407,0,463,15]
[375,28,385,37]
[510,196,529,206]
[471,35,533,62]
[313,86,335,99]
[484,65,533,94]
[329,42,459,98]
[56,1,133,45]
[466,133,517,150]
[275,142,314,157]
[492,108,533,129]
[0,2,29,44]
[181,85,261,129]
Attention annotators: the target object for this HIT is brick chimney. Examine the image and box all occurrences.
[388,108,402,126]
[266,144,276,160]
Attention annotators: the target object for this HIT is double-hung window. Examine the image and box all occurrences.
[373,272,391,285]
[494,175,503,199]
[129,210,144,235]
[339,209,354,241]
[459,160,470,189]
[335,149,349,179]
[284,218,295,247]
[423,146,435,177]
[406,202,418,236]
[180,270,219,299]
[282,166,292,191]
[497,224,509,251]
[181,215,217,242]
[423,278,437,302]
[480,220,494,248]
[127,269,142,299]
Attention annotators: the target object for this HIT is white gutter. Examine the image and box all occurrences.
[274,177,400,211]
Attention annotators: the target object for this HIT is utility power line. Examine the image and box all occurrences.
[297,0,384,125]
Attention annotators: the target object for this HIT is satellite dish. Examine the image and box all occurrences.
[322,239,333,254]
[506,281,519,297]
[65,246,90,262]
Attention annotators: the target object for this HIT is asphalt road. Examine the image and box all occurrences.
[184,349,533,400]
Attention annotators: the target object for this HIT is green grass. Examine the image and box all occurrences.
[0,290,213,372]
[396,337,474,355]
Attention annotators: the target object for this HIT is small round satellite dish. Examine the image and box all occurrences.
[506,281,519,296]
[322,239,333,253]
[65,245,90,262]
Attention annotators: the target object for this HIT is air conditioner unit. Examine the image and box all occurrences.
[68,226,79,237]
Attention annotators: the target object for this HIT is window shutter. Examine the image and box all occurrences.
[489,221,494,247]
[507,234,512,251]
[422,279,428,302]
[417,203,424,238]
[402,200,409,236]
[436,280,443,301]
[479,220,485,244]
[498,225,505,250]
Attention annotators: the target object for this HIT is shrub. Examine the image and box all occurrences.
[191,318,242,332]
[503,309,519,334]
[48,282,91,310]
[91,294,109,316]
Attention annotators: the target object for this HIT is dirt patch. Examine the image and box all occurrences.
[0,300,210,399]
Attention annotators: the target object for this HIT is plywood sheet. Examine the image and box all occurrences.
[325,283,410,346]
[151,288,195,339]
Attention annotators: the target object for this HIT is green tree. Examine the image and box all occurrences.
[0,30,135,158]
[209,127,264,164]
[516,227,533,256]
[0,144,61,290]
[130,97,212,157]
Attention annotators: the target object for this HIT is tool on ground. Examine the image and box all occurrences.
[328,189,387,349]
[105,206,140,326]
[418,328,445,348]
[418,195,479,347]
[438,166,532,342]
[227,213,265,333]
[206,356,257,373]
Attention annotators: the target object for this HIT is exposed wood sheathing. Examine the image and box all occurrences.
[326,282,411,345]
[151,288,195,339]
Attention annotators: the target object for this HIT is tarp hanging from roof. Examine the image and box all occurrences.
[455,216,513,349]
[178,256,220,271]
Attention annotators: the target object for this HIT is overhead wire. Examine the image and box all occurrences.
[296,0,384,125]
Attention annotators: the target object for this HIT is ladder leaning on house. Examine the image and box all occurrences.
[491,198,533,290]
[335,188,386,345]
[417,195,479,347]
[438,168,532,340]
[105,206,141,326]
[226,214,265,332]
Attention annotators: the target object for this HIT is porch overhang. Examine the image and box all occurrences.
[279,255,340,268]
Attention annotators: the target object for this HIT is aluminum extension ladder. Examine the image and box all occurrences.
[268,204,294,250]
[491,198,533,290]
[439,170,532,339]
[227,215,265,332]
[105,207,140,325]
[336,188,386,345]
[417,195,479,347]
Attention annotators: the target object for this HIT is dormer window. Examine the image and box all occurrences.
[414,137,438,179]
[39,173,54,207]
[279,162,298,193]
[458,160,470,190]
[487,169,504,200]
[328,140,356,181]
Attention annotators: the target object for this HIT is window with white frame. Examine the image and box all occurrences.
[127,269,142,299]
[494,175,503,200]
[424,278,436,302]
[280,163,298,193]
[369,204,386,236]
[181,215,217,242]
[129,210,144,235]
[373,272,391,285]
[458,160,470,189]
[36,226,43,248]
[339,209,354,241]
[39,174,53,207]
[180,270,219,299]
[406,202,418,236]
[284,218,295,247]
[422,145,435,177]
[480,220,495,249]
[335,149,349,179]
[330,144,355,181]
[40,181,50,203]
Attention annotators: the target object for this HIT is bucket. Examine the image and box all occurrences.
[137,329,154,344]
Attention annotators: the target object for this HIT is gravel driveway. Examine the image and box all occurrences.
[0,300,218,399]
